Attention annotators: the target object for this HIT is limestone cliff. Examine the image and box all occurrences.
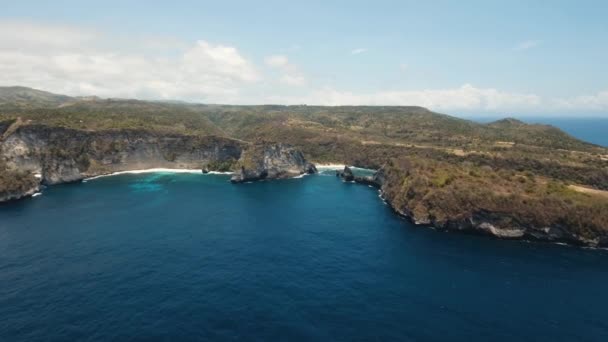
[230,143,317,183]
[0,123,316,202]
[364,164,608,247]
[0,124,244,185]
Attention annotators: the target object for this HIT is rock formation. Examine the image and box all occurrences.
[336,166,355,181]
[230,143,317,183]
[0,123,316,202]
[366,165,608,247]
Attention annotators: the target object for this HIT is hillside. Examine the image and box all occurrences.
[0,86,73,108]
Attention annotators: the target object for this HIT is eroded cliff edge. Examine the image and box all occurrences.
[231,142,317,183]
[339,164,608,247]
[0,122,316,202]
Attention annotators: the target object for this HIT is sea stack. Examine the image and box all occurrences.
[230,143,317,183]
[337,166,355,182]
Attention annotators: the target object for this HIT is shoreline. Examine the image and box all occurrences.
[314,163,377,172]
[314,163,346,170]
[83,168,233,182]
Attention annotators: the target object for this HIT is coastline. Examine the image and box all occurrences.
[83,168,233,182]
[314,163,346,170]
[314,163,377,172]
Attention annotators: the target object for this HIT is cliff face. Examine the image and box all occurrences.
[230,143,317,183]
[0,124,317,202]
[369,163,608,247]
[1,124,245,185]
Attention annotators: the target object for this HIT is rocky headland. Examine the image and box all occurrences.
[337,164,608,247]
[230,142,317,183]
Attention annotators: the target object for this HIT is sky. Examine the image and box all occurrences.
[1,0,607,117]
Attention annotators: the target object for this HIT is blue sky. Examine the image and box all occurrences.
[1,0,607,116]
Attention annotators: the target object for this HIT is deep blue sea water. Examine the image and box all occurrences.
[1,170,608,341]
[470,116,608,147]
[522,117,608,147]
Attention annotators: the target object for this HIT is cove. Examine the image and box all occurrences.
[1,170,607,341]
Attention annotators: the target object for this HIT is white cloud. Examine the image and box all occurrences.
[280,74,307,86]
[0,21,259,102]
[262,85,608,114]
[351,48,368,55]
[550,90,608,111]
[1,20,606,115]
[265,84,542,111]
[264,55,289,68]
[513,40,541,51]
[0,20,97,51]
[264,54,306,86]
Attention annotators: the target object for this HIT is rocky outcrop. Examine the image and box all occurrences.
[336,166,355,181]
[0,156,40,203]
[230,143,316,183]
[0,184,39,203]
[337,166,385,187]
[370,165,608,247]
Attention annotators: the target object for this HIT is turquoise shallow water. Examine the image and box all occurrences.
[1,170,608,341]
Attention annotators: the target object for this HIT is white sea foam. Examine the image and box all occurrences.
[32,192,42,197]
[291,172,313,179]
[583,246,608,251]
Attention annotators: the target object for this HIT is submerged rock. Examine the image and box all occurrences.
[230,143,317,183]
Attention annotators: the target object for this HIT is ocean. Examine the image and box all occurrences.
[523,117,608,147]
[471,116,608,147]
[1,169,607,341]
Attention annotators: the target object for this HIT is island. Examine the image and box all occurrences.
[1,86,607,247]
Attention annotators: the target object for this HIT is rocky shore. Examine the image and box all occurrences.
[336,164,608,247]
[0,122,316,201]
[230,143,317,183]
[2,119,606,248]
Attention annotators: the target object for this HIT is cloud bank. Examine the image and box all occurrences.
[0,20,606,115]
[0,21,259,102]
[513,40,541,51]
[264,54,306,86]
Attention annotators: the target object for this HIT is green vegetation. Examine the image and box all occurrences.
[380,157,608,240]
[205,160,236,172]
[0,86,72,108]
[0,160,38,199]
